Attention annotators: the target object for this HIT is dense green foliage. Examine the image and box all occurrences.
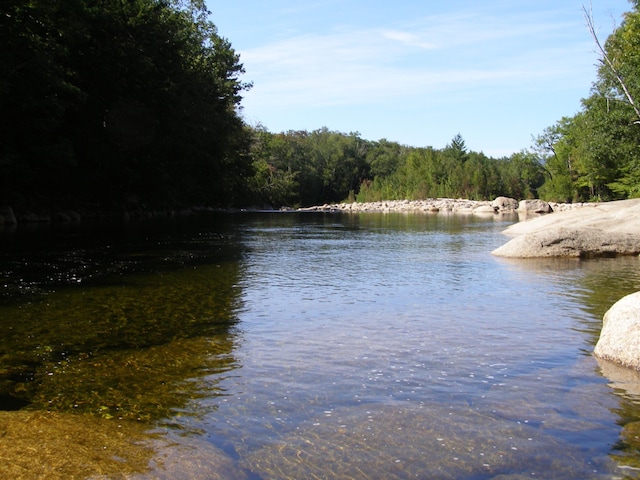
[534,2,640,202]
[247,126,370,207]
[1,0,251,211]
[247,129,544,207]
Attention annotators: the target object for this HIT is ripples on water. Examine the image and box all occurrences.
[1,212,640,479]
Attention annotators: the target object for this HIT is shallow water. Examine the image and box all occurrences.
[2,212,640,479]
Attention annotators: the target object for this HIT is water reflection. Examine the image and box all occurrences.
[495,256,640,347]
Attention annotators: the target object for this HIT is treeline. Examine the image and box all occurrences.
[247,129,543,207]
[2,1,639,214]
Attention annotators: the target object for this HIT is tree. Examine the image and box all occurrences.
[584,4,640,124]
[248,126,300,207]
[365,139,404,178]
[535,2,640,201]
[0,0,252,211]
[444,133,469,164]
[0,0,83,206]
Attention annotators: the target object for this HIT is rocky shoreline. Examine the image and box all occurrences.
[296,197,591,215]
[0,196,592,228]
[491,198,640,258]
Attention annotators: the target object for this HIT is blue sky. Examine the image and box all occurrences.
[206,0,631,157]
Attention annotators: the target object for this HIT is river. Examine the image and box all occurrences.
[1,211,640,479]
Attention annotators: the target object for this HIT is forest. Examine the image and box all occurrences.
[1,0,639,215]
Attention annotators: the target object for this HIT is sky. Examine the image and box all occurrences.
[206,0,632,157]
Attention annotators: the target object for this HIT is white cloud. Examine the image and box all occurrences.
[381,30,437,50]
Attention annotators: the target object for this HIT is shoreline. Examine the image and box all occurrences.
[296,198,595,215]
[0,197,596,229]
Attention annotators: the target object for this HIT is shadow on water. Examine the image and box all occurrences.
[495,256,640,347]
[0,214,256,478]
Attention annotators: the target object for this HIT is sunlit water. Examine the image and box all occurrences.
[2,212,640,479]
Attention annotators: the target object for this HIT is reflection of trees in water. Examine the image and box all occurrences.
[496,256,640,345]
[0,255,244,422]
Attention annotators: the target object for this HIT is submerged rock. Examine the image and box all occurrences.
[595,292,640,370]
[0,411,245,480]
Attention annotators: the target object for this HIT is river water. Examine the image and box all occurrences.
[2,211,640,479]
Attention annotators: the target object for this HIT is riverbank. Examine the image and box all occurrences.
[0,197,600,229]
[296,197,640,259]
[492,198,640,258]
[296,197,589,215]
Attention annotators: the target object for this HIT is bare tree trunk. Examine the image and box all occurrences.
[583,4,640,124]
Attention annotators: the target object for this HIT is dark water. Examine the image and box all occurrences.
[2,212,640,479]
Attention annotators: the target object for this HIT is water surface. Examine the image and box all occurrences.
[1,212,640,479]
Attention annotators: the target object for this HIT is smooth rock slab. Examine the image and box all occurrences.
[595,292,640,370]
[493,199,640,258]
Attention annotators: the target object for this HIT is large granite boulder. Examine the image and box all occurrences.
[518,199,553,214]
[492,199,640,258]
[595,292,640,370]
[492,196,519,212]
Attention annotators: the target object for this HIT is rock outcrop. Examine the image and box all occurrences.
[595,292,640,370]
[298,198,517,215]
[517,199,553,214]
[492,196,519,212]
[492,199,640,258]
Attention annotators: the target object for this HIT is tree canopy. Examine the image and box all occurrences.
[1,0,251,212]
[246,129,544,207]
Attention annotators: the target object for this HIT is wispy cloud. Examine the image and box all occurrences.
[239,8,592,110]
[381,30,437,50]
[208,0,630,153]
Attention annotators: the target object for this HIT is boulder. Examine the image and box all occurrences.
[492,199,640,258]
[595,292,640,370]
[518,199,553,214]
[492,196,519,212]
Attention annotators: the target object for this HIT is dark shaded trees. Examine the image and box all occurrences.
[1,0,251,211]
[248,128,370,207]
